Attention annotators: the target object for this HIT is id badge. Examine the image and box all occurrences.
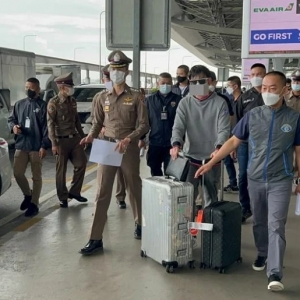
[161,112,168,120]
[25,118,30,128]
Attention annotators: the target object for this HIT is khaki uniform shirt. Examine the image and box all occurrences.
[47,94,85,146]
[285,91,300,112]
[89,85,149,141]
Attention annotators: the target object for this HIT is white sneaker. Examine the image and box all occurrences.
[268,275,284,292]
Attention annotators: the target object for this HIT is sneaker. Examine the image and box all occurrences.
[268,274,284,292]
[252,256,267,271]
[223,185,239,193]
[24,203,39,217]
[242,210,252,223]
[116,200,126,209]
[134,223,142,240]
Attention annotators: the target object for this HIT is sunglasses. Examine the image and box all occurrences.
[189,78,208,85]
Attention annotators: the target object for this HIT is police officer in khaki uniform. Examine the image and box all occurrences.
[47,72,88,208]
[79,50,149,255]
[285,69,300,179]
[101,64,127,209]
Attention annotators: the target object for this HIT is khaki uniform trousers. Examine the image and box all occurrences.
[90,142,141,240]
[13,150,42,205]
[56,136,87,201]
[116,169,126,202]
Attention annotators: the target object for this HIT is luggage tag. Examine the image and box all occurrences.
[161,106,168,120]
[25,117,30,128]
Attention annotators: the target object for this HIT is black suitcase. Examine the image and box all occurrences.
[200,200,242,273]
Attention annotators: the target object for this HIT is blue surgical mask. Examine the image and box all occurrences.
[159,84,171,94]
[292,83,300,92]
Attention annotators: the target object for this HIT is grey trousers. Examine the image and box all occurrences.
[248,178,292,279]
[186,163,220,208]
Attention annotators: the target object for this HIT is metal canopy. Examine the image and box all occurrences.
[171,0,300,70]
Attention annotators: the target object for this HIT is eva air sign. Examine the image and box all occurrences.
[253,3,294,13]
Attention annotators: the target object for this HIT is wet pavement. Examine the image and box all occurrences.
[0,158,299,300]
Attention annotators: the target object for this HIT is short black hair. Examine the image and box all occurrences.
[177,65,189,74]
[286,78,292,84]
[26,77,40,87]
[264,71,286,87]
[189,65,210,79]
[227,76,241,88]
[159,72,172,80]
[251,63,266,70]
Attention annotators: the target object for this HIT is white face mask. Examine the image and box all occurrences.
[262,92,280,106]
[105,81,113,90]
[208,85,215,92]
[110,70,125,85]
[226,87,234,95]
[66,87,74,96]
[250,76,263,87]
[292,83,300,92]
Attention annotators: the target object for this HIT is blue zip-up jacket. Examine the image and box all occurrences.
[8,97,51,151]
[233,103,300,183]
[145,91,181,147]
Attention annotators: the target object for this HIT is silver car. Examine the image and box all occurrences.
[0,137,12,196]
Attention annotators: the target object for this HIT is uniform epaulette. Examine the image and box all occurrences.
[129,87,142,93]
[49,95,59,104]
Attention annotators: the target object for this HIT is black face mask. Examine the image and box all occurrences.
[26,89,36,99]
[177,76,187,83]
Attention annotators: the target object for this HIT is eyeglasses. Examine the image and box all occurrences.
[189,78,208,85]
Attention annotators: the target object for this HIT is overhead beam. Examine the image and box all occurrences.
[194,44,241,56]
[209,57,241,65]
[171,17,242,36]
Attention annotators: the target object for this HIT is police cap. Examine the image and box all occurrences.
[291,69,300,81]
[108,50,132,68]
[54,72,74,86]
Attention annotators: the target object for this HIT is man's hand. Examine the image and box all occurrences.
[115,138,131,154]
[230,150,237,161]
[195,162,213,178]
[295,184,300,195]
[100,127,105,135]
[138,140,146,149]
[39,148,47,159]
[80,135,94,145]
[13,125,22,135]
[52,146,58,156]
[170,146,179,160]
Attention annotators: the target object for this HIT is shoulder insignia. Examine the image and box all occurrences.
[47,104,56,113]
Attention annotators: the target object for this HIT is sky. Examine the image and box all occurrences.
[0,0,238,83]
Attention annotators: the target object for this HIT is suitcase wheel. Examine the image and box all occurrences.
[140,250,147,258]
[219,268,226,274]
[188,261,195,269]
[166,265,174,273]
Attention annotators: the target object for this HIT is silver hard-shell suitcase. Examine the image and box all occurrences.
[141,177,195,273]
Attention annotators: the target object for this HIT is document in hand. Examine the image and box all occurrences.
[89,139,123,167]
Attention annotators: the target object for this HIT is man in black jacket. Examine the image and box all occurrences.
[146,72,181,176]
[235,63,266,223]
[172,65,190,98]
[8,78,50,217]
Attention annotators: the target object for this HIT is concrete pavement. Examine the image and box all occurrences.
[0,158,300,300]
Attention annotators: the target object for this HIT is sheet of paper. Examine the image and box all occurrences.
[89,139,123,167]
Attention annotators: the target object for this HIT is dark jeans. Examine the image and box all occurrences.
[146,145,171,176]
[237,142,251,212]
[224,155,237,186]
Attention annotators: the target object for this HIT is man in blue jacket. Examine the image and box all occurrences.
[8,78,50,217]
[146,72,181,176]
[196,71,300,292]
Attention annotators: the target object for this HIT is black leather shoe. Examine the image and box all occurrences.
[116,200,126,209]
[134,223,142,240]
[25,203,39,217]
[60,200,68,208]
[69,194,88,203]
[79,240,103,255]
[20,194,32,211]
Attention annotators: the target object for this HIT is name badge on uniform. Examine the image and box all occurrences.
[25,117,30,128]
[104,105,110,112]
[161,106,168,120]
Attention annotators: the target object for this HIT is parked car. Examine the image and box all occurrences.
[73,84,106,135]
[0,137,12,196]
